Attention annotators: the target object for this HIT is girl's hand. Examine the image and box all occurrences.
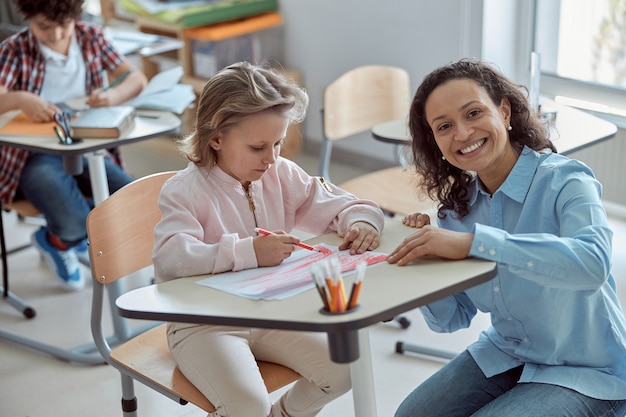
[338,221,381,254]
[402,212,431,228]
[253,231,300,267]
[387,225,473,266]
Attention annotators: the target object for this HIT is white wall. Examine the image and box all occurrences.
[277,0,485,168]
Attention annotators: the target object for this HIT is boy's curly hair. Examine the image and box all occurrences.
[14,0,84,24]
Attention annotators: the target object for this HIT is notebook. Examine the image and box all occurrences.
[70,106,135,138]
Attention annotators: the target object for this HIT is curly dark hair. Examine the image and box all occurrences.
[14,0,84,24]
[409,58,556,219]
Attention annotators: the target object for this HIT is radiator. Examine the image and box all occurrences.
[567,128,626,218]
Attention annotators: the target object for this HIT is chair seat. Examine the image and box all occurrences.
[110,324,302,413]
[3,199,40,218]
[339,166,436,217]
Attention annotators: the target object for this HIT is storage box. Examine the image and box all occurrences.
[185,12,282,78]
[191,33,257,78]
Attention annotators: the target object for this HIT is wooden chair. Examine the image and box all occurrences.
[0,199,41,318]
[319,65,436,217]
[87,171,301,416]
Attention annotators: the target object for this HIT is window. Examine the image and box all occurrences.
[534,0,626,119]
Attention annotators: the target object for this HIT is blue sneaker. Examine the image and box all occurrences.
[31,227,85,291]
[74,238,90,266]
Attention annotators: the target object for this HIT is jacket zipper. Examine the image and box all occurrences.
[244,187,258,227]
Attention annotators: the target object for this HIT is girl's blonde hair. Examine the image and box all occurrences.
[178,61,308,166]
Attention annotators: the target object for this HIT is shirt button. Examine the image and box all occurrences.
[494,286,500,293]
[524,338,529,343]
[507,316,513,321]
[478,244,485,252]
[527,261,534,268]
[489,248,496,256]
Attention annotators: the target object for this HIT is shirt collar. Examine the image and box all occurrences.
[469,146,541,204]
[37,32,79,63]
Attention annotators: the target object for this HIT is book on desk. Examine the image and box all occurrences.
[70,106,135,139]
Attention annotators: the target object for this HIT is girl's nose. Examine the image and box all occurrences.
[263,149,277,164]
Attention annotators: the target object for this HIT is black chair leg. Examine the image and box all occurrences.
[0,208,36,319]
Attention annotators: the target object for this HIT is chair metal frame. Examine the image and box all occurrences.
[88,171,301,416]
[0,200,40,319]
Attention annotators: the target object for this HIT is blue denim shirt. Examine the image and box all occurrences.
[421,146,626,400]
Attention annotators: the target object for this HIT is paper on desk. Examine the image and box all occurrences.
[196,244,388,300]
[133,84,195,114]
[0,111,56,136]
[139,66,184,96]
[131,66,195,114]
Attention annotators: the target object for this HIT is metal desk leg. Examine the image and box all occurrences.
[395,341,456,360]
[350,328,377,417]
[327,328,378,416]
[86,151,132,342]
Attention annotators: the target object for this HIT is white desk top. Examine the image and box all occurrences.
[116,218,496,339]
[0,109,181,155]
[371,99,618,156]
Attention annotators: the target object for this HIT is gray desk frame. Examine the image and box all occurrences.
[116,219,497,417]
[0,109,181,364]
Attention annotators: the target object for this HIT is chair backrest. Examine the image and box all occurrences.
[323,65,411,141]
[319,65,411,179]
[87,171,175,285]
[87,171,302,414]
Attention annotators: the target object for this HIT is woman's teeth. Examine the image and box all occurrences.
[459,139,485,155]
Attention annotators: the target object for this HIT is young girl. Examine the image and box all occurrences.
[0,0,147,290]
[152,62,385,417]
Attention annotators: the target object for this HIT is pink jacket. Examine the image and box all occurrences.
[153,157,385,282]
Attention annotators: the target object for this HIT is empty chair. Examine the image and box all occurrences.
[319,65,435,217]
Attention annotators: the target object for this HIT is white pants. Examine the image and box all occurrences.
[167,322,351,417]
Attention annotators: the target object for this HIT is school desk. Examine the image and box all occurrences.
[0,109,181,364]
[115,218,497,417]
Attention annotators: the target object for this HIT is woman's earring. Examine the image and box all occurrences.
[507,124,512,131]
[441,155,446,161]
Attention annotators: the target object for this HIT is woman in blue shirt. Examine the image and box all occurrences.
[389,58,626,417]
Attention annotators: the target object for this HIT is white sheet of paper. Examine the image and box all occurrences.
[196,244,388,300]
[138,66,183,97]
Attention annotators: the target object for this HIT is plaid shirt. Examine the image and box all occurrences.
[0,21,125,203]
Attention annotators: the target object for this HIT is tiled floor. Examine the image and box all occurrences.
[1,137,626,417]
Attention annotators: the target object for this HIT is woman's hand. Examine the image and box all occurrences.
[387,225,473,266]
[338,221,381,254]
[253,231,300,267]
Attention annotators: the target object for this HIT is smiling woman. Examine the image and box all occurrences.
[390,57,626,417]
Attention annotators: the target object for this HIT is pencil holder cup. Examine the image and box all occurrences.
[318,305,360,315]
